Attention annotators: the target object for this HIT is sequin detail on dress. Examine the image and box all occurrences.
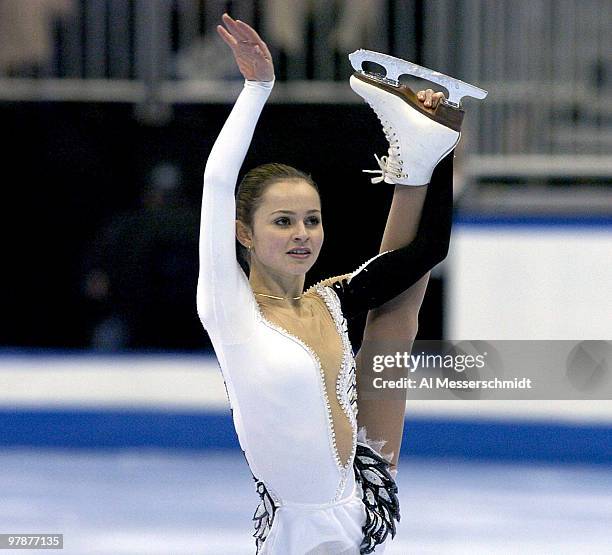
[315,284,359,500]
[315,285,359,420]
[252,479,278,554]
[353,440,401,554]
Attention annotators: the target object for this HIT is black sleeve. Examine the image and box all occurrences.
[330,151,453,320]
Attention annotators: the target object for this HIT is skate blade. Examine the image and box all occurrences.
[352,72,464,132]
[349,49,488,107]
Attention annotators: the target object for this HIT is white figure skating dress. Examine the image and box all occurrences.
[197,79,453,554]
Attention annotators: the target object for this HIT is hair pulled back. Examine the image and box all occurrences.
[235,163,319,276]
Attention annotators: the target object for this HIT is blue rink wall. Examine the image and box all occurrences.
[2,408,612,466]
[1,352,611,466]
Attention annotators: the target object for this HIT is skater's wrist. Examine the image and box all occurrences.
[245,78,275,91]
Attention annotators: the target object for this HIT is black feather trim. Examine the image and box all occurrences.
[353,442,400,553]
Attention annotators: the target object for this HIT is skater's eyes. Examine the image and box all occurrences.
[274,216,320,226]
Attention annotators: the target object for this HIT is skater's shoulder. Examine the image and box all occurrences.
[305,273,352,295]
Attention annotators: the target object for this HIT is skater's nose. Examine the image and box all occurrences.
[292,221,309,240]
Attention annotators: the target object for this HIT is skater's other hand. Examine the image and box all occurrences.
[217,13,275,82]
[416,89,445,109]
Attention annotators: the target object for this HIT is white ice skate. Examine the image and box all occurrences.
[348,49,488,186]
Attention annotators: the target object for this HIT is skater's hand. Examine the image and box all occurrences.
[217,13,275,82]
[416,89,445,109]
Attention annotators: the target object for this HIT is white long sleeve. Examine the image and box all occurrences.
[196,79,274,345]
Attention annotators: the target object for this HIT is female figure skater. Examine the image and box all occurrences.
[197,13,458,555]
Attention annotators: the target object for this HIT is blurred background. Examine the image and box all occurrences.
[1,1,611,553]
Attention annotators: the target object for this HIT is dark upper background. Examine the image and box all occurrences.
[3,100,446,352]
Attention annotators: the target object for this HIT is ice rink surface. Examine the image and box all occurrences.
[1,448,611,555]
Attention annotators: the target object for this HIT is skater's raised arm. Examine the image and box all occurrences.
[196,14,275,344]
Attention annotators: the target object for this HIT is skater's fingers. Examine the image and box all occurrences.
[235,19,263,45]
[424,89,434,107]
[236,20,273,60]
[232,19,256,42]
[221,13,248,41]
[416,89,446,108]
[255,37,273,61]
[416,89,434,107]
[246,24,273,56]
[221,12,238,32]
[252,31,273,60]
[217,25,238,49]
[431,91,445,108]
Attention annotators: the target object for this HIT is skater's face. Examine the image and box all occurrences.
[240,179,323,277]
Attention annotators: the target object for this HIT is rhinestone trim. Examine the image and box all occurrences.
[348,250,391,282]
[314,284,359,500]
[316,284,358,418]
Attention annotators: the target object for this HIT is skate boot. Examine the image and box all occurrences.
[349,49,487,186]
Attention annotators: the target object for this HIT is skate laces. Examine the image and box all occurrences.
[363,110,405,184]
[363,152,403,184]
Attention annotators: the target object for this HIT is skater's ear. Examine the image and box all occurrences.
[236,219,253,247]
